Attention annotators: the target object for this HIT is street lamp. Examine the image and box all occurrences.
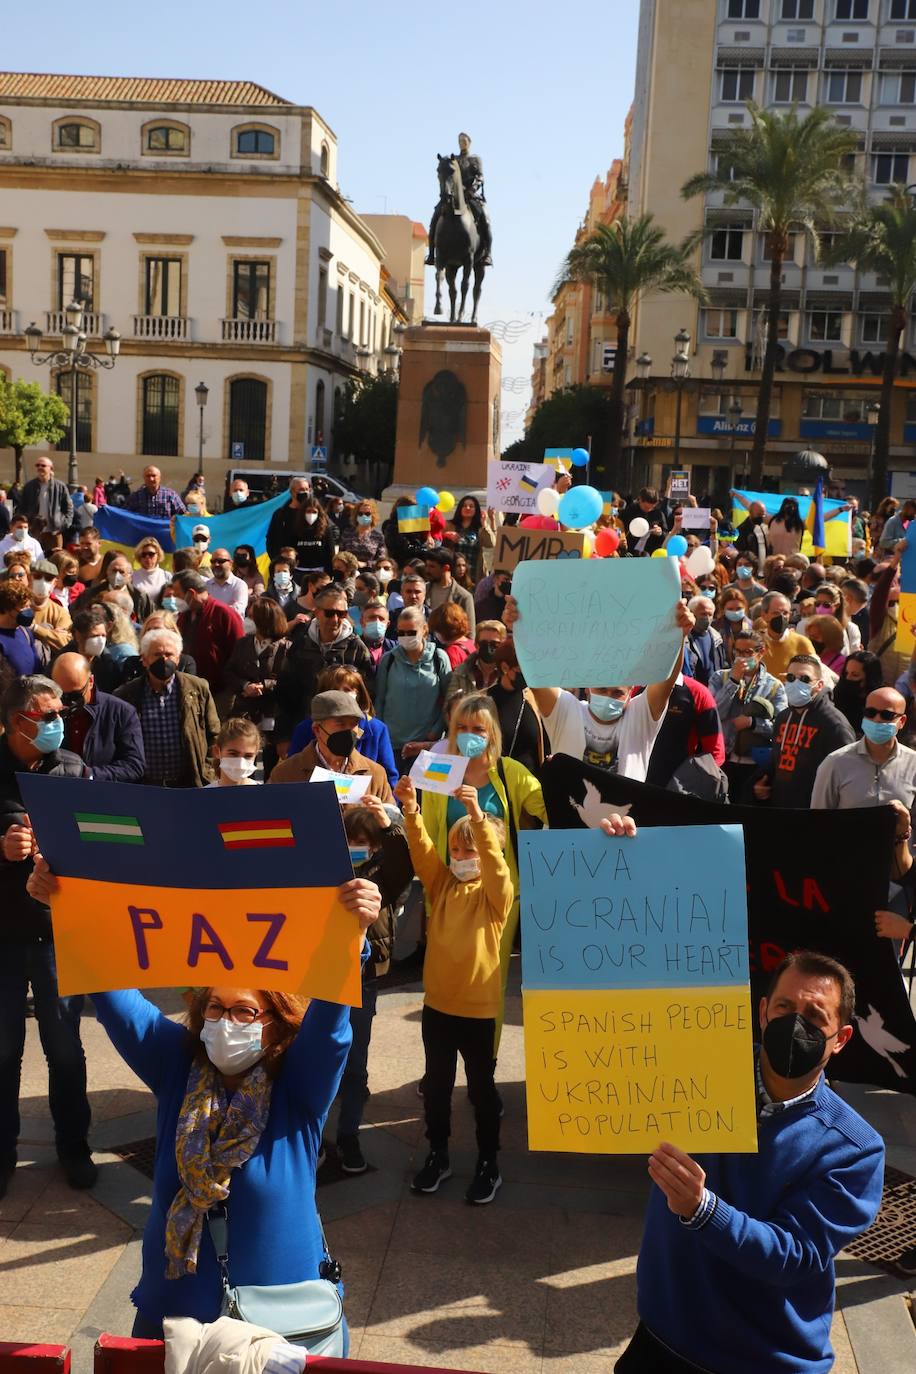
[728,394,743,489]
[24,303,121,488]
[710,352,726,386]
[195,382,209,466]
[866,400,880,500]
[671,328,691,471]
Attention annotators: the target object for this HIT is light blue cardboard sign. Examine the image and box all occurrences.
[512,556,683,689]
[520,825,749,991]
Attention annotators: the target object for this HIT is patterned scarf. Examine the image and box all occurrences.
[164,1056,273,1279]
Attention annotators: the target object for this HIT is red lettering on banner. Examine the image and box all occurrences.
[773,871,799,907]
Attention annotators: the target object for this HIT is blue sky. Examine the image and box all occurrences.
[2,0,640,445]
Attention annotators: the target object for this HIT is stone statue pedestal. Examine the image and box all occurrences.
[386,324,502,502]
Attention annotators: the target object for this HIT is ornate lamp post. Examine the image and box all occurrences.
[671,327,691,471]
[728,394,743,488]
[866,401,880,500]
[24,300,120,488]
[195,382,209,466]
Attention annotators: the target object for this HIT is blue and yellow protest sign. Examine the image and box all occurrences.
[512,556,683,690]
[520,825,757,1154]
[18,776,361,1004]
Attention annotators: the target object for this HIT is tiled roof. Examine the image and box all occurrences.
[0,73,293,106]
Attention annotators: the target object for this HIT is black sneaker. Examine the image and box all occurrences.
[411,1150,451,1194]
[337,1134,368,1175]
[466,1157,501,1205]
[60,1153,98,1190]
[897,1243,916,1277]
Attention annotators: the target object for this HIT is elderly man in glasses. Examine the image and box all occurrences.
[0,674,94,1199]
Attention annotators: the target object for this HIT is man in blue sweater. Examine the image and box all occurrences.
[617,950,884,1374]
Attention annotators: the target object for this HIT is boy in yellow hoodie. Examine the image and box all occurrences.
[394,776,514,1204]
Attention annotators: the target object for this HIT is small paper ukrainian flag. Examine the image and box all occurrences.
[398,504,431,534]
[423,759,454,783]
[519,472,539,494]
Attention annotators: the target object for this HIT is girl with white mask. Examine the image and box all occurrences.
[208,717,261,787]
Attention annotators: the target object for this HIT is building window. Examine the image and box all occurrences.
[710,225,745,259]
[873,151,910,183]
[335,285,344,336]
[56,120,98,151]
[318,269,328,330]
[727,0,760,15]
[880,70,916,103]
[233,125,278,158]
[753,308,791,339]
[232,260,270,319]
[772,68,809,102]
[720,67,756,102]
[860,312,889,342]
[58,253,94,310]
[360,299,367,346]
[348,293,355,339]
[0,249,8,304]
[891,0,916,15]
[906,391,916,421]
[703,308,739,338]
[229,378,267,460]
[803,389,869,420]
[145,258,182,316]
[55,371,92,452]
[761,231,798,261]
[145,124,188,153]
[825,68,863,102]
[807,310,844,341]
[835,0,868,16]
[315,379,325,443]
[141,374,180,456]
[782,0,814,15]
[320,142,330,177]
[0,116,10,148]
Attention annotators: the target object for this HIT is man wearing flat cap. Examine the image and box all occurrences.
[268,690,394,802]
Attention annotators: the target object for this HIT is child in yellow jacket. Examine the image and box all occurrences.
[394,775,513,1205]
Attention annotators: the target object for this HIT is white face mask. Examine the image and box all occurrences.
[173,597,189,614]
[274,572,292,590]
[231,491,247,505]
[84,634,106,659]
[450,857,480,882]
[108,571,127,589]
[193,537,209,549]
[220,755,257,782]
[32,579,52,598]
[377,568,393,584]
[200,1017,265,1074]
[11,528,25,542]
[399,633,422,653]
[304,512,318,526]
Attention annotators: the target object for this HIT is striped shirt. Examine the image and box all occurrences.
[125,485,187,518]
[140,676,183,784]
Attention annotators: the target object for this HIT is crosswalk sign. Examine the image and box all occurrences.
[311,445,327,468]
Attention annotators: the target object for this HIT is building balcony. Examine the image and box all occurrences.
[46,309,102,336]
[132,315,189,341]
[221,317,278,344]
[0,307,17,335]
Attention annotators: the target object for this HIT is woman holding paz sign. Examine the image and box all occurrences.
[26,856,381,1350]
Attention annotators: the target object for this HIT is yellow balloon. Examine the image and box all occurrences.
[651,547,668,558]
[437,490,456,514]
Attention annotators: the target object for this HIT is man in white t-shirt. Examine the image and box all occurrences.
[205,547,249,619]
[0,513,44,564]
[502,597,694,781]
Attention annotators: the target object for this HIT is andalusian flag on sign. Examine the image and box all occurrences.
[75,813,144,845]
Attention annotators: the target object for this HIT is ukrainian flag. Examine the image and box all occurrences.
[805,478,826,555]
[397,504,431,534]
[174,489,289,581]
[93,505,176,568]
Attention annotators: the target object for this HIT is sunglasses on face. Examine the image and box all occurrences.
[20,709,62,724]
[139,550,157,559]
[863,707,900,721]
[785,673,815,685]
[211,558,230,566]
[320,608,347,619]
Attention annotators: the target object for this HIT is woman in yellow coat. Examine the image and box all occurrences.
[420,692,546,1037]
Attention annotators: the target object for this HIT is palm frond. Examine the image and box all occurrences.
[552,213,706,315]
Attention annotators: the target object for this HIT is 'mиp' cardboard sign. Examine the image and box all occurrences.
[495,527,587,576]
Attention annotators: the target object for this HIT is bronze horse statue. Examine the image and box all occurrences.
[431,155,487,325]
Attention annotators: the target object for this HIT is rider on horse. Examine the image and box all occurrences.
[426,132,493,267]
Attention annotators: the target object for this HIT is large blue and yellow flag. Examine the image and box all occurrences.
[805,478,827,555]
[18,775,361,1004]
[731,488,850,560]
[93,505,176,567]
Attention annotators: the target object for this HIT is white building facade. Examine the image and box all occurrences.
[0,73,408,494]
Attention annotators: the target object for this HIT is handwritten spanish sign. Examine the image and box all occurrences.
[494,528,587,577]
[512,556,683,690]
[18,776,361,1004]
[486,462,552,515]
[520,825,757,1153]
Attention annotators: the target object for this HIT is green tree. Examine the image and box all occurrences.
[0,377,70,485]
[552,215,704,485]
[332,373,398,489]
[503,385,617,479]
[683,104,856,488]
[827,186,916,509]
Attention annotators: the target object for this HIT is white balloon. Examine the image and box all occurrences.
[537,487,560,517]
[685,546,715,578]
[629,516,650,538]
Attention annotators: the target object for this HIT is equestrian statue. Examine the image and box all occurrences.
[425,131,492,325]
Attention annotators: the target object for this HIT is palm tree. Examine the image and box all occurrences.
[827,186,916,510]
[553,214,704,484]
[682,104,857,488]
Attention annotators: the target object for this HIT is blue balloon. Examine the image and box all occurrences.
[416,485,440,508]
[558,484,604,530]
[571,447,590,468]
[667,534,688,558]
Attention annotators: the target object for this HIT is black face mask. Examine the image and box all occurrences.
[16,607,34,628]
[762,1011,835,1080]
[769,614,788,636]
[63,573,78,588]
[324,727,356,758]
[61,688,89,712]
[477,641,498,663]
[149,656,178,682]
[296,491,310,504]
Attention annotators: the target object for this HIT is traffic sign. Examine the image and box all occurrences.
[230,441,245,460]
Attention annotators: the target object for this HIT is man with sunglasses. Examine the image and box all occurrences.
[204,547,249,620]
[0,675,93,1199]
[812,687,916,817]
[276,585,372,739]
[754,654,854,809]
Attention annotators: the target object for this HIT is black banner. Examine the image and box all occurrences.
[541,755,916,1095]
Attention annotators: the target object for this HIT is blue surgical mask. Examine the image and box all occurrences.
[357,514,372,526]
[737,565,752,579]
[589,693,625,722]
[862,718,898,746]
[725,608,745,623]
[456,731,487,759]
[348,845,371,867]
[161,596,179,613]
[785,679,813,709]
[362,620,385,642]
[24,716,65,754]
